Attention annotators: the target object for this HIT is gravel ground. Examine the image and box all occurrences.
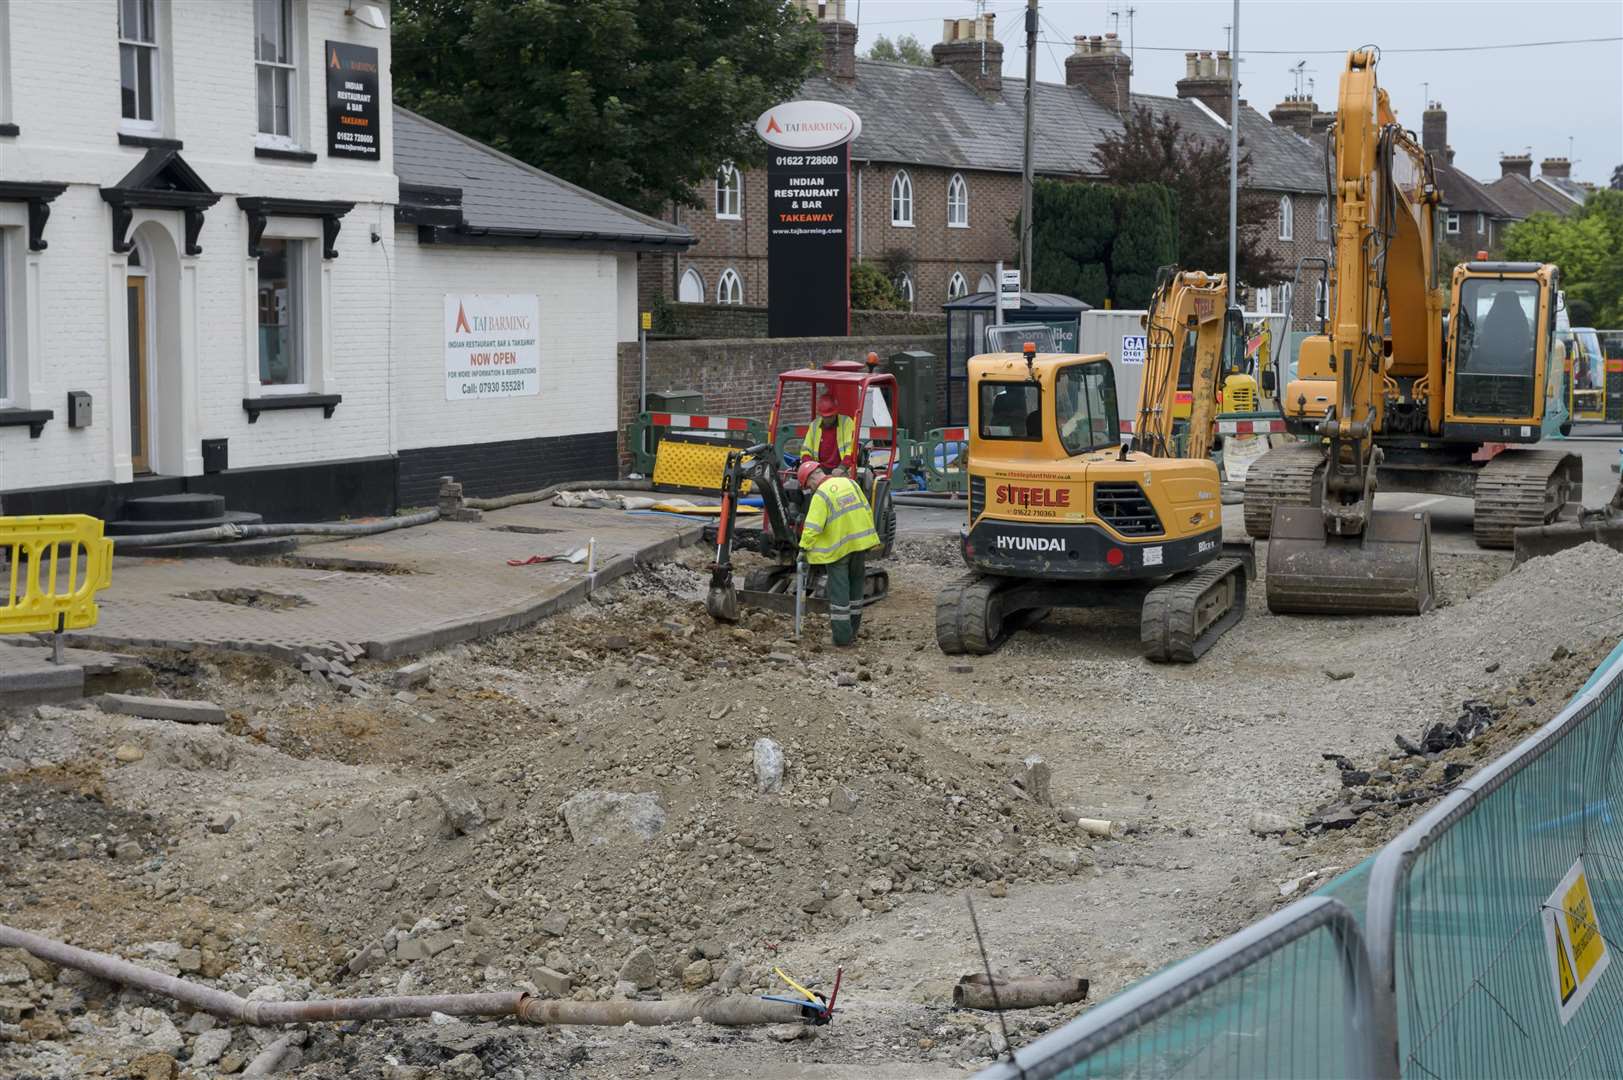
[1,539,1619,1080]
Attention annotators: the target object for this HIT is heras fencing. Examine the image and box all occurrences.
[976,640,1623,1080]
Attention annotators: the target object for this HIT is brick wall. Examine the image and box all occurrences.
[616,333,949,469]
[1247,192,1333,325]
[654,303,948,341]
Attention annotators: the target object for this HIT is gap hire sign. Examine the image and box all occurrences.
[444,295,540,401]
[757,101,861,338]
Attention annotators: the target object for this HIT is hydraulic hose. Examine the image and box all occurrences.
[112,508,442,550]
[464,479,654,511]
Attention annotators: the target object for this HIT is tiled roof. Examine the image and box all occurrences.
[801,61,1326,194]
[1484,173,1580,219]
[1432,159,1510,217]
[392,107,692,249]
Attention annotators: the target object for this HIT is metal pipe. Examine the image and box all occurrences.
[954,974,1089,1011]
[1020,0,1037,288]
[1227,0,1240,308]
[516,995,806,1027]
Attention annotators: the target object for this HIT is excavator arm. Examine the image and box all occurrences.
[1265,49,1436,615]
[1137,268,1231,461]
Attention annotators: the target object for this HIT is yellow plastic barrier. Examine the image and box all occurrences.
[0,515,114,635]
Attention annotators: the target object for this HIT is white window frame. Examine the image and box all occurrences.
[896,272,913,310]
[1278,282,1293,317]
[1476,212,1486,235]
[714,164,742,220]
[1316,199,1329,240]
[678,266,704,303]
[977,272,995,294]
[947,271,968,300]
[254,0,300,150]
[1314,279,1328,322]
[118,0,163,133]
[1277,195,1293,241]
[1255,286,1272,314]
[890,170,913,227]
[946,172,969,228]
[1445,211,1461,235]
[255,236,309,393]
[716,267,743,305]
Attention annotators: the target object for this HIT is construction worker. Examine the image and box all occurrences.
[797,460,880,646]
[801,390,856,473]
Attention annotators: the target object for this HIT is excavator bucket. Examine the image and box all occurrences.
[1265,505,1434,616]
[706,570,740,623]
[1513,518,1623,564]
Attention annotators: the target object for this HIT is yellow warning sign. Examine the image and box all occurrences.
[1543,856,1611,1025]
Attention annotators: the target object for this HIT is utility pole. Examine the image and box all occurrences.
[1021,0,1036,288]
[1227,0,1239,308]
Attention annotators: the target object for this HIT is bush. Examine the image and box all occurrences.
[1017,179,1179,307]
[851,260,904,311]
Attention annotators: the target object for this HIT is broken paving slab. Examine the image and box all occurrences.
[95,694,228,725]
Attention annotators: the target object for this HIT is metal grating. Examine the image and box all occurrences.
[1093,482,1162,537]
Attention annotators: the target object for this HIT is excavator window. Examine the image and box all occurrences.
[1453,278,1540,417]
[978,382,1042,440]
[1055,361,1120,455]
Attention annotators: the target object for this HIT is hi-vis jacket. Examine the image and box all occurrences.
[800,415,856,467]
[799,476,881,565]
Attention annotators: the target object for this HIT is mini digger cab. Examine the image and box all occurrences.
[705,363,898,623]
[936,300,1253,661]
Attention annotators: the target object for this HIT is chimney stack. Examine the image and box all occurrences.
[796,0,856,83]
[931,14,1003,98]
[1499,153,1533,179]
[1422,101,1447,159]
[1065,32,1132,116]
[1177,49,1234,122]
[1540,156,1573,180]
[1268,93,1315,138]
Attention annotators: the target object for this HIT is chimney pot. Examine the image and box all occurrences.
[1065,27,1133,116]
[932,15,1005,98]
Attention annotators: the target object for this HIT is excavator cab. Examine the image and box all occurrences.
[1444,263,1562,438]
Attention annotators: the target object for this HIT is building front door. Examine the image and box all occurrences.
[126,276,151,473]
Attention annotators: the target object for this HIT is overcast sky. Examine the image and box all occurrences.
[845,0,1623,183]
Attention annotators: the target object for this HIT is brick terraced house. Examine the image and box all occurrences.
[644,1,1333,327]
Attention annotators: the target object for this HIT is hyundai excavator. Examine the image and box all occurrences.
[935,269,1252,661]
[1252,47,1578,615]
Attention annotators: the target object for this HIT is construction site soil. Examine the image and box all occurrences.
[3,537,1621,1079]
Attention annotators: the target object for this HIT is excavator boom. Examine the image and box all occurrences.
[1265,48,1434,616]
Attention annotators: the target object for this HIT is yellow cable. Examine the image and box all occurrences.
[773,966,820,1004]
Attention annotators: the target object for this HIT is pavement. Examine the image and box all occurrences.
[62,502,704,662]
[0,640,145,708]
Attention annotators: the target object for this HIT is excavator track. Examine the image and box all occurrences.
[1243,443,1324,538]
[1471,449,1582,549]
[934,573,1047,656]
[1140,557,1248,663]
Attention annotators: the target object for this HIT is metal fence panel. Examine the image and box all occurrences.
[975,897,1377,1080]
[1366,644,1623,1078]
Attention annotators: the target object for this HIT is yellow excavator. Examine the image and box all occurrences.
[935,269,1252,661]
[1254,48,1577,615]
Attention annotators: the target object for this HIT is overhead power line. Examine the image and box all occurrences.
[1034,35,1622,56]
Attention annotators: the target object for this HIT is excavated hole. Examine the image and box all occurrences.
[488,525,565,535]
[236,555,417,575]
[180,587,311,610]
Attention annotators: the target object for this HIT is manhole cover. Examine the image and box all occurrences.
[181,587,310,610]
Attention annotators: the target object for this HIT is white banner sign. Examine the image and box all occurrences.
[444,294,540,401]
[998,268,1022,311]
[1122,334,1147,364]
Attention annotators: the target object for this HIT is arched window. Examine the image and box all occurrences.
[714,164,741,219]
[1278,194,1294,241]
[716,267,743,305]
[1315,198,1329,240]
[947,173,969,228]
[896,272,914,310]
[977,272,995,294]
[1314,279,1328,322]
[678,267,704,303]
[947,271,968,300]
[890,170,913,226]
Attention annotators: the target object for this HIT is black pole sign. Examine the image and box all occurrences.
[766,145,850,338]
[757,101,861,339]
[326,41,380,160]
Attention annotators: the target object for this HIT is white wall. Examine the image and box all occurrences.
[390,236,623,452]
[0,0,398,490]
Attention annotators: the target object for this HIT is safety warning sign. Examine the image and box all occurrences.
[1542,856,1610,1025]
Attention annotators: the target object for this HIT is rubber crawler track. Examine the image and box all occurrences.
[1140,557,1248,663]
[1471,449,1580,549]
[1243,444,1324,538]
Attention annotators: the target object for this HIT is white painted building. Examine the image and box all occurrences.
[0,0,689,521]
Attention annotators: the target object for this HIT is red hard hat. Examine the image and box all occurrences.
[816,392,838,417]
[796,460,821,487]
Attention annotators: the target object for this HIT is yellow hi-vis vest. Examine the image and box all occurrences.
[799,476,881,565]
[800,415,856,466]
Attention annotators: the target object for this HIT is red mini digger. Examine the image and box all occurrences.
[705,362,898,622]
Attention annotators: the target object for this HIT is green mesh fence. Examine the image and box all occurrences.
[976,897,1376,1080]
[1367,641,1623,1078]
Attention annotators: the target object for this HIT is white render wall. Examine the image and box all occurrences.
[389,236,621,452]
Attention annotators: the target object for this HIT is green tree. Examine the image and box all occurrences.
[1018,180,1176,307]
[392,0,821,214]
[1111,184,1179,306]
[867,34,929,65]
[1094,105,1283,286]
[1505,189,1623,326]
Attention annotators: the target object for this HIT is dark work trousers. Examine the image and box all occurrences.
[824,551,866,646]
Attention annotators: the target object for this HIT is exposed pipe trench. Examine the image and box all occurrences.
[0,922,808,1029]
